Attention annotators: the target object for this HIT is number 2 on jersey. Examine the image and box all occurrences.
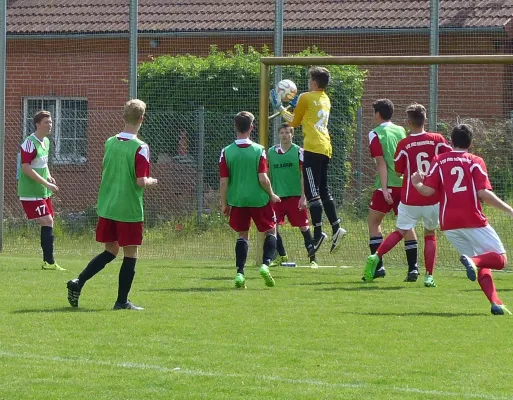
[315,109,329,134]
[451,166,467,193]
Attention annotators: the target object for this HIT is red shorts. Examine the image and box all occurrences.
[229,202,276,233]
[21,198,54,220]
[274,196,309,228]
[369,187,402,215]
[96,217,144,247]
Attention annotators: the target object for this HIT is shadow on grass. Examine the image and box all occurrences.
[12,307,105,314]
[291,281,345,286]
[142,287,233,293]
[461,288,513,293]
[318,286,407,292]
[201,277,234,281]
[347,311,484,317]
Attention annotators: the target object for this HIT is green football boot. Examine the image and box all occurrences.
[424,274,437,288]
[259,265,275,287]
[42,262,66,271]
[363,254,380,282]
[234,273,246,289]
[270,255,288,267]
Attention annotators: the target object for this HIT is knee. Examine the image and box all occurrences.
[105,242,120,257]
[502,254,508,268]
[39,215,53,227]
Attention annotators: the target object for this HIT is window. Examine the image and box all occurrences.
[23,97,88,165]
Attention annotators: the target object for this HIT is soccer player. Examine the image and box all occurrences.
[268,123,317,267]
[412,124,513,315]
[364,99,418,282]
[66,99,157,310]
[219,111,280,289]
[363,103,452,285]
[18,110,64,271]
[270,66,346,256]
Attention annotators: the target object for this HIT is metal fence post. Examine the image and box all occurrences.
[429,0,440,131]
[0,0,7,251]
[196,106,205,224]
[129,0,138,99]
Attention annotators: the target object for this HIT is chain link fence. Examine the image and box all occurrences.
[2,1,513,268]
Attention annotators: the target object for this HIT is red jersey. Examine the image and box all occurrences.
[423,151,492,231]
[394,132,451,206]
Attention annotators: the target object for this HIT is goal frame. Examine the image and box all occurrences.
[259,54,513,148]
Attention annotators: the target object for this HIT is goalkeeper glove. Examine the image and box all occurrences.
[269,89,282,111]
[288,94,299,108]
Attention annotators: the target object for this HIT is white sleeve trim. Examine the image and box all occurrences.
[138,144,150,162]
[470,163,488,177]
[21,138,35,153]
[368,130,377,145]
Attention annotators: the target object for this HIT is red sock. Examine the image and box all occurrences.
[477,268,502,304]
[472,252,506,270]
[377,230,403,257]
[424,235,436,275]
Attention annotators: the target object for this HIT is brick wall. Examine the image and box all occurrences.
[4,32,509,216]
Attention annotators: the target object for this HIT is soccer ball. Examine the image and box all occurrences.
[276,79,298,102]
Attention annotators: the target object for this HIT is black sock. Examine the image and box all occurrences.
[301,229,315,262]
[322,198,340,235]
[276,232,286,257]
[404,240,419,272]
[235,238,248,275]
[262,233,277,266]
[78,251,116,288]
[117,257,137,304]
[369,235,384,269]
[309,199,323,239]
[40,226,55,264]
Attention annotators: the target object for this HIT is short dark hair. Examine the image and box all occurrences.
[372,99,394,121]
[279,122,294,134]
[406,103,426,128]
[451,124,473,149]
[309,66,330,89]
[33,110,51,127]
[234,111,255,133]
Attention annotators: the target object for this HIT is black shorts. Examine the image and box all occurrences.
[302,150,332,202]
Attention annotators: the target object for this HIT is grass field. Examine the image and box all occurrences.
[1,254,513,399]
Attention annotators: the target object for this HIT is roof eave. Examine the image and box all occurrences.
[6,26,506,40]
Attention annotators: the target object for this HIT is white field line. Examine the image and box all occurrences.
[0,350,509,400]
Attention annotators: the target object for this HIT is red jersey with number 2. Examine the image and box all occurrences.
[394,132,451,206]
[423,151,492,230]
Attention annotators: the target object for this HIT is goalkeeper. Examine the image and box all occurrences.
[270,66,346,256]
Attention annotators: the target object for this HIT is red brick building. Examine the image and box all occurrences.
[5,0,513,216]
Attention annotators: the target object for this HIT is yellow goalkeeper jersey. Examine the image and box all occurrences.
[281,90,332,158]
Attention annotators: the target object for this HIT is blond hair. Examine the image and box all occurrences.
[124,99,146,125]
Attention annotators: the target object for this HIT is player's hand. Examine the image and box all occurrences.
[411,171,424,186]
[382,190,393,205]
[270,194,281,204]
[221,203,231,216]
[47,176,56,184]
[45,182,59,193]
[288,94,299,108]
[146,177,158,187]
[269,89,282,110]
[298,195,307,210]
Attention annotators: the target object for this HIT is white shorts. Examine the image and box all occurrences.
[396,202,439,231]
[444,225,506,256]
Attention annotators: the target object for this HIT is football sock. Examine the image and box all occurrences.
[262,233,277,266]
[40,226,55,264]
[369,235,384,269]
[276,232,286,257]
[235,238,248,275]
[78,250,116,288]
[404,239,418,272]
[301,229,316,262]
[322,198,340,234]
[377,230,403,258]
[117,257,137,304]
[424,235,437,275]
[309,199,323,239]
[477,268,502,304]
[472,252,506,270]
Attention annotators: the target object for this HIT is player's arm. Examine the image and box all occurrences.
[21,163,58,191]
[135,144,157,187]
[280,95,306,128]
[258,173,280,203]
[219,177,229,215]
[375,156,389,192]
[478,190,513,216]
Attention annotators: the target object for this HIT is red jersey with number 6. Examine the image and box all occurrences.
[394,132,451,206]
[423,151,492,230]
